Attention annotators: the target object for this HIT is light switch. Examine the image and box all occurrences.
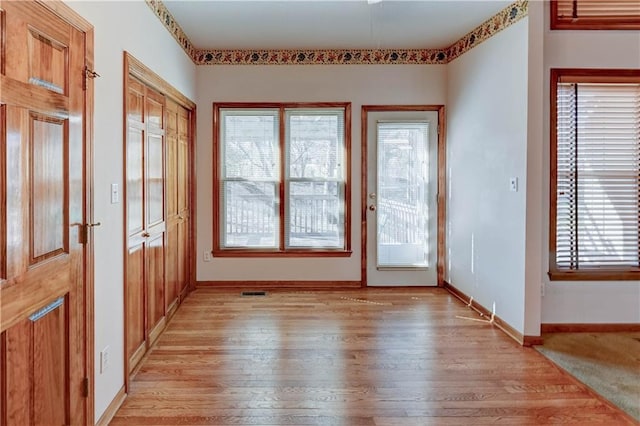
[111,183,119,204]
[509,177,518,192]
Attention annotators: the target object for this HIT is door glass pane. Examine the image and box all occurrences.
[376,122,429,268]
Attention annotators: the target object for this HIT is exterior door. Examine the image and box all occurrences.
[365,110,439,286]
[1,1,90,424]
[125,76,166,372]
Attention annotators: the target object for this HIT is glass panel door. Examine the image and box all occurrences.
[365,110,438,287]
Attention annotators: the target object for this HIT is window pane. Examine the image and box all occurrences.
[222,181,278,248]
[222,111,278,180]
[287,111,343,179]
[287,181,343,248]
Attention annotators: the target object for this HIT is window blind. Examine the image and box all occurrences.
[555,82,640,270]
[555,0,640,20]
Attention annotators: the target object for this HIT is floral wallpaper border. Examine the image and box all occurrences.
[146,0,196,59]
[147,0,528,65]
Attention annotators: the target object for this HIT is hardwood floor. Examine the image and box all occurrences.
[111,288,633,425]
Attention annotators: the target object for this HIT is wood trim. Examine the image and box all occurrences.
[212,102,352,255]
[34,3,95,423]
[122,54,131,393]
[541,323,640,333]
[35,0,93,33]
[443,281,535,346]
[550,0,640,30]
[360,105,447,288]
[188,105,197,292]
[124,53,195,109]
[95,386,126,426]
[212,250,353,258]
[82,25,96,426]
[196,280,362,289]
[548,68,640,281]
[522,335,544,346]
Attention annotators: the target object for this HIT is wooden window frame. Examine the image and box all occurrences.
[213,102,352,257]
[550,0,640,30]
[549,68,640,281]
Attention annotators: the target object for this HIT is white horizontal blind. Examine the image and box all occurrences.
[284,109,345,248]
[220,109,280,248]
[556,0,640,19]
[555,82,640,269]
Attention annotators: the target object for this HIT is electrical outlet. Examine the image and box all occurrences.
[100,346,110,374]
[203,250,212,262]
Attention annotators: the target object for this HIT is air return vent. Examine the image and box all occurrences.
[241,291,267,297]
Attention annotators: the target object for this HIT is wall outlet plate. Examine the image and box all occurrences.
[100,345,110,374]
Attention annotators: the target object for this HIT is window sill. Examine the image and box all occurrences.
[548,269,640,281]
[551,20,640,30]
[212,250,353,258]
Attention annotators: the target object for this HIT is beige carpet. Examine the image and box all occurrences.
[535,332,640,422]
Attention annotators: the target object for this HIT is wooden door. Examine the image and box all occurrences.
[125,76,166,372]
[166,99,190,316]
[1,1,90,424]
[176,105,191,298]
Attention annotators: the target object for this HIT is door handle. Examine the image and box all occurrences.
[88,222,101,228]
[141,231,150,238]
[368,204,376,211]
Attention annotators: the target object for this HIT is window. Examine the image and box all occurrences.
[213,103,351,256]
[551,0,640,30]
[550,69,640,280]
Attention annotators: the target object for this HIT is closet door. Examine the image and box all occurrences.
[125,77,167,372]
[165,100,180,317]
[166,100,191,313]
[176,104,191,298]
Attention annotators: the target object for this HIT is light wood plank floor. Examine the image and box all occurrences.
[112,288,633,425]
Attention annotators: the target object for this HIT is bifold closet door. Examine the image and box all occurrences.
[126,77,167,372]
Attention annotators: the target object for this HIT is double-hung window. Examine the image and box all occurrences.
[551,0,640,30]
[213,103,351,256]
[550,69,640,280]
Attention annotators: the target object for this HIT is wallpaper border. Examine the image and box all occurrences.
[146,0,528,65]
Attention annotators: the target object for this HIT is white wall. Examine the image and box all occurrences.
[195,65,447,281]
[64,1,196,421]
[523,1,544,337]
[446,19,530,333]
[541,2,640,324]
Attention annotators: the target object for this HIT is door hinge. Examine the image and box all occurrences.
[82,377,89,398]
[83,65,100,90]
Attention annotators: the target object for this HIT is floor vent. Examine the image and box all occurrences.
[241,291,267,297]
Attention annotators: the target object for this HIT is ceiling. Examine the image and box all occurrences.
[162,1,514,50]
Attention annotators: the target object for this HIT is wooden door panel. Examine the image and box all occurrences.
[32,298,69,426]
[177,106,189,215]
[2,321,30,426]
[0,104,5,284]
[177,219,188,294]
[146,133,164,227]
[27,29,68,94]
[165,221,179,315]
[2,297,70,425]
[146,232,165,344]
[30,113,68,263]
[127,127,144,235]
[126,242,145,363]
[3,2,69,89]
